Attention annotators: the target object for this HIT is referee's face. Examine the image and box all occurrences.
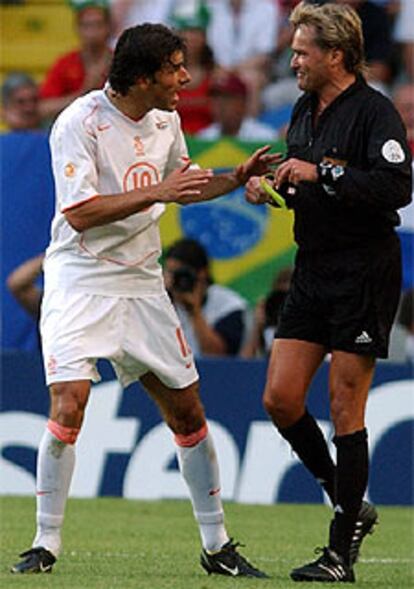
[290,25,333,94]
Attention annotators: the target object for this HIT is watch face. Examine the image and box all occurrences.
[332,165,344,181]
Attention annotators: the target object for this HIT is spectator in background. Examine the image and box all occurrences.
[164,238,250,356]
[242,266,293,358]
[393,83,414,153]
[39,0,112,123]
[262,0,302,107]
[1,73,42,131]
[393,0,414,82]
[109,0,175,46]
[397,288,414,362]
[393,82,414,291]
[174,2,215,134]
[197,72,278,141]
[334,0,393,90]
[206,0,279,116]
[7,254,44,320]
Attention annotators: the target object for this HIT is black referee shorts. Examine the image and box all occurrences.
[277,235,402,358]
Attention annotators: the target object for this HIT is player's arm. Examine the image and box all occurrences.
[6,253,44,318]
[189,309,229,355]
[188,146,284,203]
[53,111,212,232]
[64,163,213,232]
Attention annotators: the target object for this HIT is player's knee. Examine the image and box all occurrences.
[174,422,208,447]
[49,382,89,428]
[47,419,80,444]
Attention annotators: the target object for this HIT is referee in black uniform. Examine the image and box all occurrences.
[246,1,412,583]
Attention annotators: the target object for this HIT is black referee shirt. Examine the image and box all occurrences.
[284,76,412,252]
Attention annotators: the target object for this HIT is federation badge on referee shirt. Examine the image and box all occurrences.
[381,139,405,164]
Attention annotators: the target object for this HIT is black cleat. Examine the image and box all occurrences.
[349,501,378,565]
[11,547,56,574]
[200,539,269,578]
[291,547,355,583]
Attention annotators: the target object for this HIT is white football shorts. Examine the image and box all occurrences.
[40,289,198,389]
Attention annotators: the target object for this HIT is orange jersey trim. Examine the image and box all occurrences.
[61,194,100,213]
[79,235,159,268]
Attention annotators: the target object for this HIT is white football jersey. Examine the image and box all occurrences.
[44,89,190,296]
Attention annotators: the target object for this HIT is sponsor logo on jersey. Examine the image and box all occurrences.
[155,118,168,130]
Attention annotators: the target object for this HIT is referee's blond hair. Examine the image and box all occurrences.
[290,1,365,75]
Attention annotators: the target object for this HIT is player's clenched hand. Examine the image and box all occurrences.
[155,163,213,203]
[274,158,318,187]
[245,176,269,205]
[236,147,284,185]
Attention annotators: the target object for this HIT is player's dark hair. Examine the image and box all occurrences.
[109,23,186,95]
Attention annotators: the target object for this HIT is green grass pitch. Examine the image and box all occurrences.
[1,497,413,588]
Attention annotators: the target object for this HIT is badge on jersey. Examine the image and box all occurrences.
[64,163,76,178]
[381,139,405,164]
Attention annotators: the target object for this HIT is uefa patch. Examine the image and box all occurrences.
[381,139,405,164]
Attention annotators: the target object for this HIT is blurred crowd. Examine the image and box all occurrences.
[2,0,413,362]
[1,0,413,136]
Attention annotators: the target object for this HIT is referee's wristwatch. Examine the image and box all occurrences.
[317,161,345,185]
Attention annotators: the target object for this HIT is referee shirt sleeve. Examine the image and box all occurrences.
[336,96,412,211]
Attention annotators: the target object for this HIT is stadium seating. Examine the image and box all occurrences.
[0,1,78,83]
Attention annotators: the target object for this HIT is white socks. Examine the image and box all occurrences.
[176,432,229,552]
[33,428,75,557]
[33,426,229,556]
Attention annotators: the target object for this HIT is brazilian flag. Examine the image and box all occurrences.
[160,137,297,305]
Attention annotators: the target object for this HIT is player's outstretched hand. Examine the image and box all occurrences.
[156,162,213,203]
[245,176,269,205]
[235,147,284,185]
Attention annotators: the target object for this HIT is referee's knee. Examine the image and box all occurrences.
[263,391,304,429]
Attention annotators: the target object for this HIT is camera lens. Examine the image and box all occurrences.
[172,267,197,293]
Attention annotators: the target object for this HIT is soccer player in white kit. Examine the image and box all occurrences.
[11,23,278,577]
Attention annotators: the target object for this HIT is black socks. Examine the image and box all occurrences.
[330,428,369,561]
[279,413,369,564]
[278,410,336,504]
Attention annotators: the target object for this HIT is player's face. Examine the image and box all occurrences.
[290,25,333,93]
[150,50,190,111]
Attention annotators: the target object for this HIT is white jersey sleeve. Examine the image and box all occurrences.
[163,111,193,177]
[50,104,99,213]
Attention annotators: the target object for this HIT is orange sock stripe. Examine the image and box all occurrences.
[174,423,208,448]
[47,419,80,445]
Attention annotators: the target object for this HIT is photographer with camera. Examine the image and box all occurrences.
[164,238,250,357]
[241,266,293,358]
